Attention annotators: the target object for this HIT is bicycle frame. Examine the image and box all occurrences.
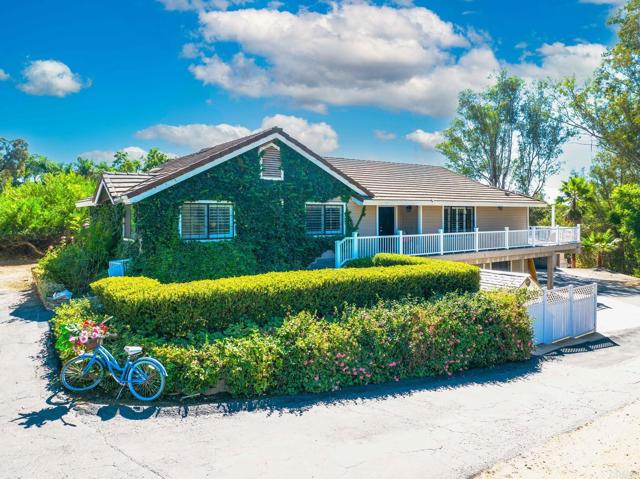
[83,345,136,385]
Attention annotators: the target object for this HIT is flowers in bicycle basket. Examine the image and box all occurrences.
[66,320,108,354]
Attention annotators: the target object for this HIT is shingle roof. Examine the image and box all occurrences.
[81,127,546,208]
[479,270,538,290]
[323,157,546,206]
[101,172,155,199]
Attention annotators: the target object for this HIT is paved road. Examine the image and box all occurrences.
[3,263,640,478]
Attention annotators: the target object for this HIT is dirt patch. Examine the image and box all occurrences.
[476,400,640,478]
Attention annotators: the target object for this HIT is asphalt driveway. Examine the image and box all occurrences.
[3,262,640,478]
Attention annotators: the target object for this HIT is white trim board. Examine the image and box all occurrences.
[362,199,545,208]
[123,132,369,204]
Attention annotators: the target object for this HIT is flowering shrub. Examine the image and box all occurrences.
[52,291,532,397]
[51,299,110,361]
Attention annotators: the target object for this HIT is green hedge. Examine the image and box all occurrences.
[91,259,480,337]
[346,253,459,269]
[52,291,532,397]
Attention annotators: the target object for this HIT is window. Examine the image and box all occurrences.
[305,203,344,235]
[443,206,474,233]
[122,205,137,240]
[259,143,283,180]
[180,202,234,240]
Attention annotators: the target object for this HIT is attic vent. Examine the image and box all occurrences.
[259,143,283,180]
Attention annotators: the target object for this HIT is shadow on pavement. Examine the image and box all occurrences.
[11,392,77,428]
[544,335,619,357]
[539,269,640,299]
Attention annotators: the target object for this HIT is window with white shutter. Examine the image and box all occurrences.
[305,203,344,236]
[259,143,283,180]
[180,202,234,240]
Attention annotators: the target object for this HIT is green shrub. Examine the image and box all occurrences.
[52,291,531,397]
[343,257,374,268]
[131,241,259,283]
[91,260,480,336]
[0,172,94,253]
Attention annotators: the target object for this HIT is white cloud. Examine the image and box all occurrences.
[0,69,9,81]
[18,60,88,97]
[374,130,396,141]
[157,0,252,11]
[180,43,201,59]
[189,4,500,117]
[260,114,338,153]
[177,4,606,116]
[510,42,606,84]
[136,123,252,150]
[79,146,152,163]
[406,129,444,150]
[579,0,625,4]
[136,114,339,154]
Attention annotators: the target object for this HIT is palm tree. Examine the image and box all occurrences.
[556,176,593,225]
[557,176,594,267]
[582,230,620,268]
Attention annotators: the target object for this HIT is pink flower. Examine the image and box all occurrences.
[388,361,396,367]
[79,333,88,344]
[339,362,345,367]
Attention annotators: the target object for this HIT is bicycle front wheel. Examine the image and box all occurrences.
[127,359,165,401]
[61,355,104,392]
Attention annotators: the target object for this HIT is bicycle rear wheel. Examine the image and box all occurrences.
[127,359,165,401]
[61,355,104,392]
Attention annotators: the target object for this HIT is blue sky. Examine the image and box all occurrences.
[0,0,622,198]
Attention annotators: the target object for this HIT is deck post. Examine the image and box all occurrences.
[335,240,341,268]
[532,226,537,247]
[438,228,444,255]
[576,223,581,242]
[417,206,423,234]
[505,226,509,250]
[556,225,560,245]
[474,227,479,252]
[352,232,358,259]
[546,255,554,289]
[398,230,404,255]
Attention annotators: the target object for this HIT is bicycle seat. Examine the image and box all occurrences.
[124,346,143,356]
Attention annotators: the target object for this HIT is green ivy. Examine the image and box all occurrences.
[131,141,356,278]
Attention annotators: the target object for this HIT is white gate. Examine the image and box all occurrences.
[527,283,598,345]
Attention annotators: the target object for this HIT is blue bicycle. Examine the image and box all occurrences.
[60,333,167,401]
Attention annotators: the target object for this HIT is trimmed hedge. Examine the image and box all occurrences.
[52,291,533,397]
[91,259,480,337]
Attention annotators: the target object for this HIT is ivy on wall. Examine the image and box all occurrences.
[130,141,357,278]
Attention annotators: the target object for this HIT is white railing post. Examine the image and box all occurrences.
[593,282,598,332]
[335,240,341,268]
[505,226,510,250]
[556,225,560,245]
[568,284,574,336]
[577,224,581,243]
[542,289,549,344]
[474,227,479,252]
[398,230,404,255]
[352,232,359,259]
[532,226,537,247]
[438,228,444,255]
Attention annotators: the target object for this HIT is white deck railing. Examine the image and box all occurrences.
[334,225,581,267]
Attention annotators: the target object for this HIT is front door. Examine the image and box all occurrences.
[378,207,395,236]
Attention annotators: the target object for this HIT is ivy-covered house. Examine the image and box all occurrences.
[77,126,580,284]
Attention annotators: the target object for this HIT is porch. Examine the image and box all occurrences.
[335,225,581,269]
